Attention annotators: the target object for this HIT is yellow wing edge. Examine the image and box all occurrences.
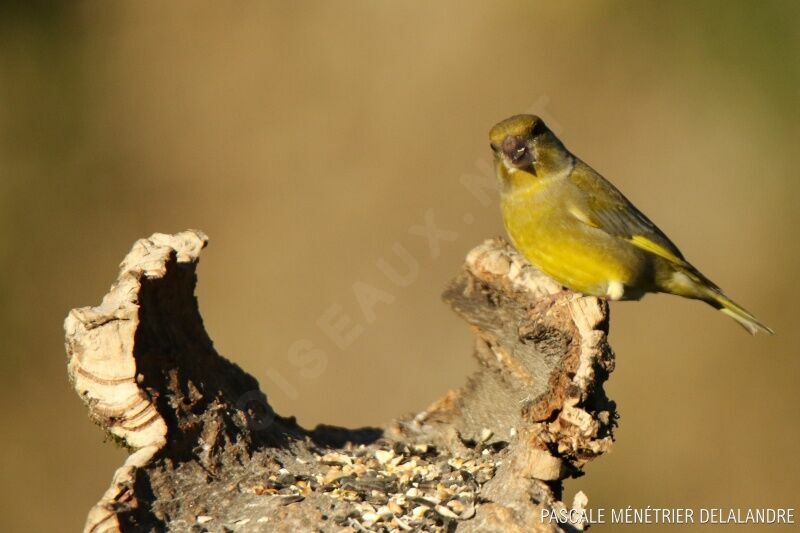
[628,235,685,265]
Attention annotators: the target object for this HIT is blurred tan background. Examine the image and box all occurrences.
[1,1,798,531]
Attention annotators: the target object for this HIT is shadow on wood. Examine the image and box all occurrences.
[65,230,616,532]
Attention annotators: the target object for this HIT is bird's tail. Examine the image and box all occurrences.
[708,291,773,335]
[675,265,773,335]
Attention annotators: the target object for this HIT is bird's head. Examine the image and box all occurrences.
[489,114,572,184]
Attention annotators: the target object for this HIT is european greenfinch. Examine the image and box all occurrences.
[489,114,772,334]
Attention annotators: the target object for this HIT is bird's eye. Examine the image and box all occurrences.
[512,146,527,163]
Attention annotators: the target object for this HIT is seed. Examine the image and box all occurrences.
[411,506,428,519]
[320,452,352,466]
[435,505,459,519]
[374,449,395,464]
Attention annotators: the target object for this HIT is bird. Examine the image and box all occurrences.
[489,114,772,334]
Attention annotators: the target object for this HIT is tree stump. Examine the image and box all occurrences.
[65,230,616,532]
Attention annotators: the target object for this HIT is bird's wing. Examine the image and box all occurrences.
[568,163,687,266]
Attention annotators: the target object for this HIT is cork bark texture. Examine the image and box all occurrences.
[65,231,615,533]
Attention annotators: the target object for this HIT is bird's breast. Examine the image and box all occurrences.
[500,186,652,297]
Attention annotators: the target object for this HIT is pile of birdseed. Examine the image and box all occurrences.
[252,438,504,532]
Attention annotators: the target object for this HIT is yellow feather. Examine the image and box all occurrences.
[628,235,685,265]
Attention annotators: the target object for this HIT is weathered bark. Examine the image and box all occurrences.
[65,231,615,533]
